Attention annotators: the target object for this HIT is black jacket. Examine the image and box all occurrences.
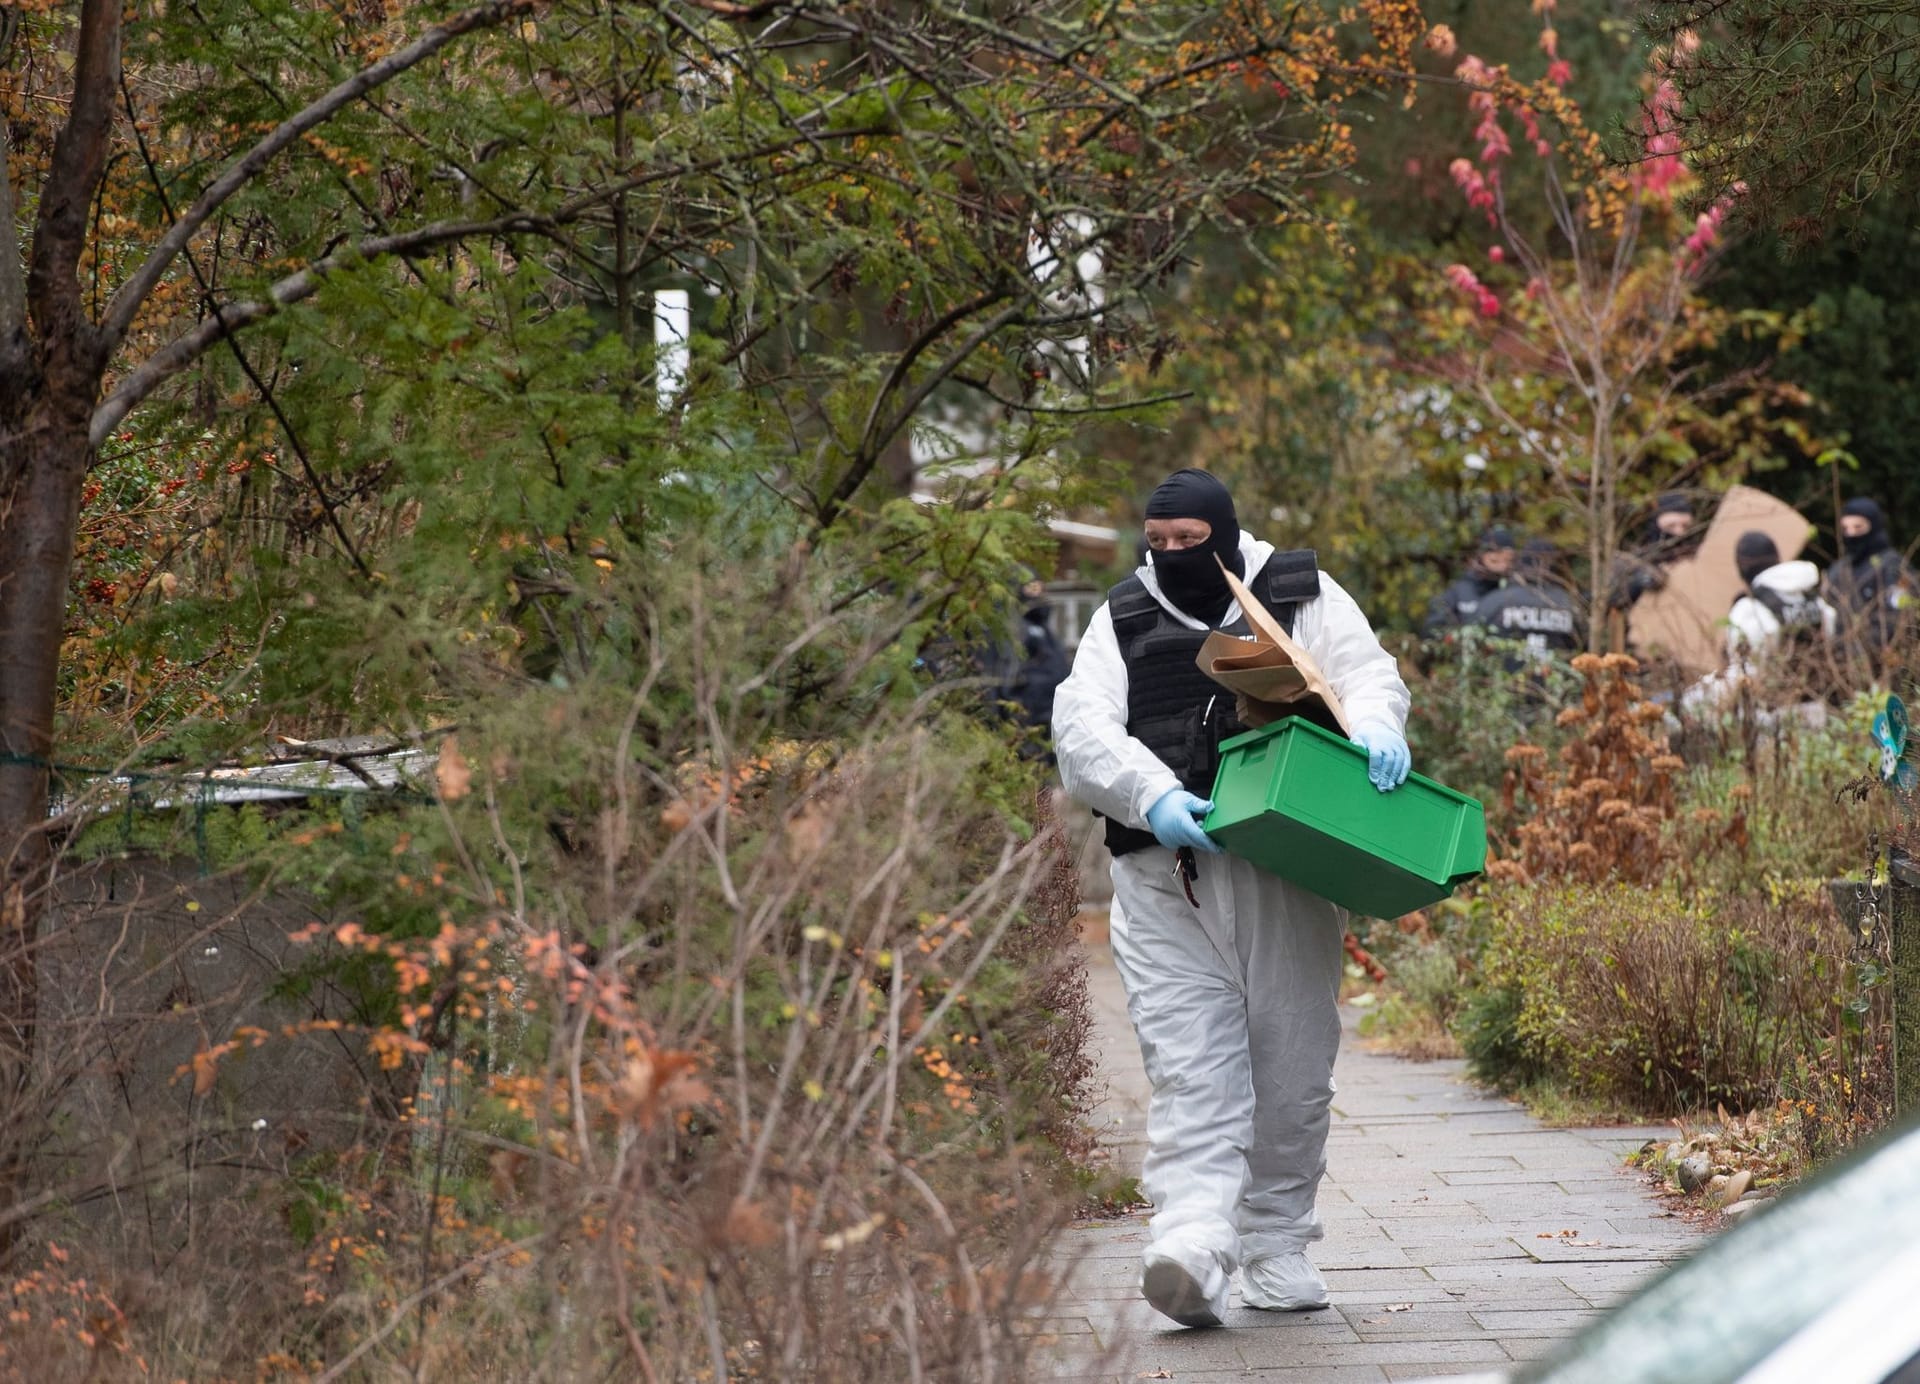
[1825,548,1915,654]
[1422,571,1503,639]
[1474,580,1583,655]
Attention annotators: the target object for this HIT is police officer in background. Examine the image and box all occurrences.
[1474,538,1584,664]
[997,572,1071,758]
[1422,526,1515,639]
[1826,497,1916,666]
[1610,492,1702,613]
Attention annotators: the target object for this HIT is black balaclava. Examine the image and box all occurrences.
[1145,467,1244,624]
[1475,525,1516,576]
[1735,531,1780,587]
[1016,572,1050,624]
[1645,491,1696,547]
[1842,497,1893,562]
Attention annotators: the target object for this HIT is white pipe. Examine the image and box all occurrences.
[653,288,690,410]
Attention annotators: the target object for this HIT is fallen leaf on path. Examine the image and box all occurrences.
[1138,1372,1173,1380]
[1385,1302,1414,1312]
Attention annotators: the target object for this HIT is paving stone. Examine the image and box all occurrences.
[1221,1309,1362,1342]
[1229,1338,1513,1367]
[1323,1266,1446,1290]
[1425,1155,1525,1173]
[1471,1308,1604,1334]
[1436,1169,1618,1187]
[1501,1335,1574,1361]
[1329,1286,1463,1306]
[1177,1370,1393,1383]
[1319,1245,1416,1270]
[1018,1315,1100,1336]
[1167,1371,1393,1384]
[1101,1332,1254,1372]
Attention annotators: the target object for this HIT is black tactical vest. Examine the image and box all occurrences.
[1751,585,1825,656]
[1103,549,1330,857]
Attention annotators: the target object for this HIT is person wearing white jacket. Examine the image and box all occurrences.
[1684,532,1838,711]
[1728,533,1837,661]
[1053,469,1411,1329]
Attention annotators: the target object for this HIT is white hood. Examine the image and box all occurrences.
[1752,559,1820,598]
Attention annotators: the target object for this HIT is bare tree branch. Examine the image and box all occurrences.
[91,123,893,446]
[0,120,24,341]
[92,211,550,445]
[97,0,538,357]
[119,73,374,579]
[26,0,121,353]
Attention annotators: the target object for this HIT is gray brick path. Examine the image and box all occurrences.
[1035,942,1698,1381]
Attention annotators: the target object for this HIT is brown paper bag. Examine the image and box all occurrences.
[1195,563,1351,734]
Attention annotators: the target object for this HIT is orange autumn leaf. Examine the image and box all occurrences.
[190,1046,222,1096]
[612,1046,709,1129]
[723,1196,781,1249]
[436,735,472,802]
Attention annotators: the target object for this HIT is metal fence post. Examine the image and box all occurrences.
[1897,671,1920,1118]
[1889,836,1920,1121]
[1893,843,1919,1117]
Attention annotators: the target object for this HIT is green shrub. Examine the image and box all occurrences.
[1476,881,1856,1112]
[1458,982,1543,1091]
[1671,690,1886,895]
[1404,626,1584,806]
[1392,938,1466,1029]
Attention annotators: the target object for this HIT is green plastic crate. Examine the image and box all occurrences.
[1201,717,1486,918]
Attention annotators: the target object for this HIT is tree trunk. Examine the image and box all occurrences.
[0,0,121,1228]
[0,387,94,1189]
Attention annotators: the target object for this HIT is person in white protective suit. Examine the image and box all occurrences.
[1053,468,1411,1329]
[1681,531,1839,712]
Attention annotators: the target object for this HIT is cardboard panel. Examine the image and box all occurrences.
[1627,485,1813,677]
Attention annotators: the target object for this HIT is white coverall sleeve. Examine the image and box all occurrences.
[1727,596,1770,654]
[1293,573,1410,735]
[1052,604,1184,829]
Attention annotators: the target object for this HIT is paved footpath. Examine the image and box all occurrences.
[1035,942,1699,1382]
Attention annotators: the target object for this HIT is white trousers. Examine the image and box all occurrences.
[1109,846,1346,1270]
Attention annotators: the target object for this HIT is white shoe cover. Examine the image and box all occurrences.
[1240,1250,1329,1312]
[1141,1244,1230,1328]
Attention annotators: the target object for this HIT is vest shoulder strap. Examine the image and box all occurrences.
[1756,585,1820,628]
[1106,574,1160,641]
[1259,548,1321,612]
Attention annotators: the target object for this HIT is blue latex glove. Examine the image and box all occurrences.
[1352,721,1412,792]
[1145,788,1224,854]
